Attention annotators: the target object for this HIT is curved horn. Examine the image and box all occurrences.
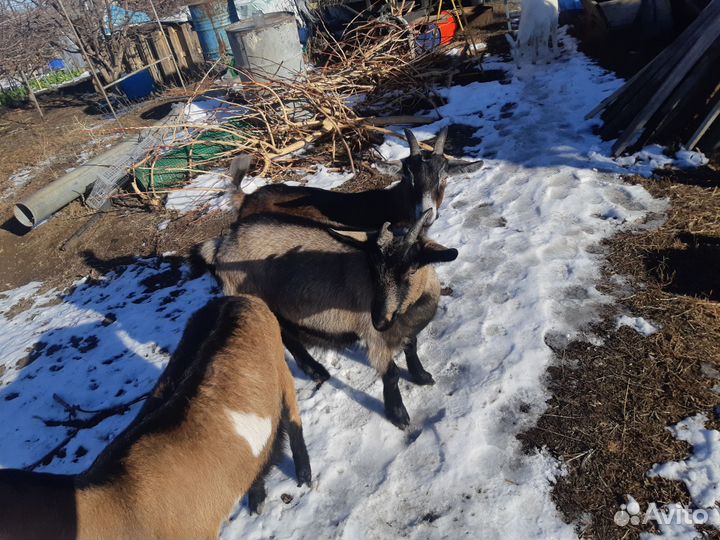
[405,209,432,245]
[433,126,448,155]
[404,128,421,156]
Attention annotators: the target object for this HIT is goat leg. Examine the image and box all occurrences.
[404,336,435,386]
[382,361,410,429]
[286,419,312,487]
[280,365,312,487]
[281,330,330,384]
[247,477,267,514]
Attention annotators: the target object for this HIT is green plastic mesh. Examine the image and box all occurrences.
[134,120,250,191]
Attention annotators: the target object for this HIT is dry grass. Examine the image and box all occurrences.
[521,166,720,539]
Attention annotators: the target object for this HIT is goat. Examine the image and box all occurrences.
[200,211,458,429]
[0,296,311,540]
[230,127,483,229]
[506,0,559,66]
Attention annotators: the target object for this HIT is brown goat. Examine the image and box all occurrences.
[200,211,458,429]
[0,296,311,540]
[230,128,483,229]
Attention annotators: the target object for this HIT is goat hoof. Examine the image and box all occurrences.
[411,370,435,386]
[296,466,312,488]
[386,405,410,430]
[248,493,266,515]
[300,364,330,384]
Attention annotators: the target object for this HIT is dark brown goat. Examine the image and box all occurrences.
[231,127,483,229]
[0,296,311,540]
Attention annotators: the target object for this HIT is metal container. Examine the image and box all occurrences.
[225,12,305,82]
[188,0,238,61]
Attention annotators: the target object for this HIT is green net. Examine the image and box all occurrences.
[134,119,250,191]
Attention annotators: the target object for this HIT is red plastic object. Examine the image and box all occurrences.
[436,10,458,46]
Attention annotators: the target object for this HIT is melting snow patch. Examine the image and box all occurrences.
[165,171,233,214]
[617,315,659,336]
[641,415,720,538]
[589,145,709,178]
[301,165,354,190]
[0,260,218,473]
[649,415,720,509]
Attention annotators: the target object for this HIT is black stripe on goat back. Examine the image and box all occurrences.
[231,210,376,234]
[242,183,400,230]
[78,297,248,487]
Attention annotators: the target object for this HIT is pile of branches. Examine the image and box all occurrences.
[131,13,475,190]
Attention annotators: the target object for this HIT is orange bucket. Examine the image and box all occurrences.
[436,10,458,46]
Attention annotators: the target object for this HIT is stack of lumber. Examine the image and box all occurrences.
[587,0,720,156]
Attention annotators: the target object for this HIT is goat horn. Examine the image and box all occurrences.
[433,127,448,155]
[404,129,421,156]
[405,209,432,244]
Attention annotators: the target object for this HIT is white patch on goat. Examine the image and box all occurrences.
[226,409,272,457]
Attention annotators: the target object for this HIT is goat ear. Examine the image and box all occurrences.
[229,154,253,188]
[328,228,371,248]
[418,240,458,266]
[447,158,484,176]
[374,160,403,177]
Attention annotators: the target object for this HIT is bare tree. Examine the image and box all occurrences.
[25,0,184,85]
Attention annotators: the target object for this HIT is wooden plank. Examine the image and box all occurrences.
[127,41,145,71]
[612,4,720,155]
[639,42,720,146]
[588,0,720,121]
[152,30,176,79]
[179,23,204,66]
[103,56,171,89]
[167,26,189,70]
[600,0,720,139]
[137,34,164,84]
[687,96,720,149]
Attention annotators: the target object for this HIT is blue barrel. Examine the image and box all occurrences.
[188,1,239,61]
[119,69,155,100]
[559,0,584,11]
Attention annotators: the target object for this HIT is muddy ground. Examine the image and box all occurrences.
[0,92,234,291]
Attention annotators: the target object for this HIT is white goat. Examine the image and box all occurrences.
[507,0,559,66]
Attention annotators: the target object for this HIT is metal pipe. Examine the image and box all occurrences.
[13,138,139,228]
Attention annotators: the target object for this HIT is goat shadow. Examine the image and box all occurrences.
[0,253,218,474]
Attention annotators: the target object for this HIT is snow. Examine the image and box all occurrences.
[617,315,659,336]
[642,415,720,538]
[182,99,244,125]
[0,260,218,473]
[165,171,234,214]
[0,32,700,539]
[222,35,665,538]
[300,165,354,190]
[587,145,708,178]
